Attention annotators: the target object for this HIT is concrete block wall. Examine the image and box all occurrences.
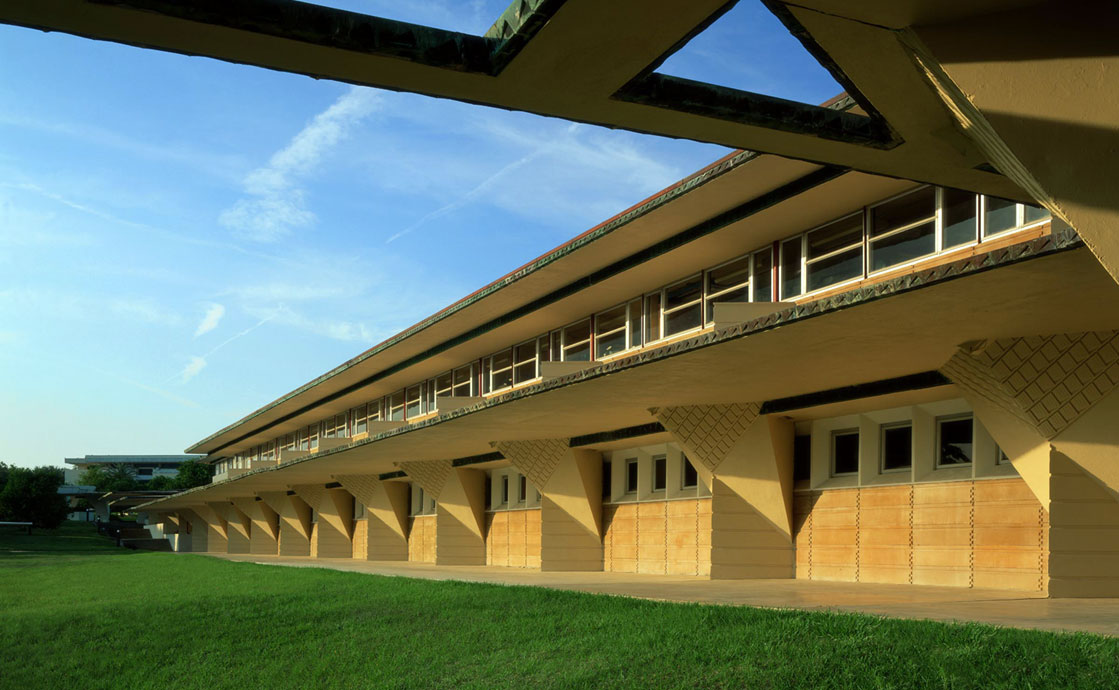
[309,488,353,559]
[408,515,436,563]
[485,508,541,568]
[603,498,711,576]
[793,478,1046,592]
[277,495,312,557]
[1049,453,1119,597]
[352,519,368,560]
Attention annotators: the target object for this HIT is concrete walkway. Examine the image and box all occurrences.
[207,553,1119,636]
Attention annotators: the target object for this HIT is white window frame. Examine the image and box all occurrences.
[779,235,806,300]
[750,247,774,303]
[879,422,913,474]
[560,318,592,362]
[704,255,751,324]
[936,187,980,253]
[651,454,667,493]
[865,186,938,277]
[624,458,639,494]
[594,302,631,359]
[831,428,859,477]
[804,210,867,291]
[661,273,704,339]
[488,347,515,393]
[935,413,975,468]
[512,338,540,385]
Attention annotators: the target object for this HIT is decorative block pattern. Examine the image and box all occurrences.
[653,403,761,473]
[399,459,452,499]
[793,478,1046,592]
[494,439,569,490]
[256,491,289,518]
[943,331,1119,439]
[334,474,381,508]
[290,484,326,511]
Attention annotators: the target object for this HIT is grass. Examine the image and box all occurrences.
[1,523,1117,690]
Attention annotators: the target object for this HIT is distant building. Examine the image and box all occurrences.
[63,455,204,485]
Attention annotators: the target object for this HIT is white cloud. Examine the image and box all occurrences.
[178,355,207,383]
[194,303,225,337]
[219,87,381,242]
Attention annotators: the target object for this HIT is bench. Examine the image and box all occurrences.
[0,521,32,535]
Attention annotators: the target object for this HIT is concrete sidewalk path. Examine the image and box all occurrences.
[204,553,1119,636]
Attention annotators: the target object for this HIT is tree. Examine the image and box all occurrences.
[79,463,139,492]
[173,460,213,490]
[146,475,175,490]
[0,465,70,528]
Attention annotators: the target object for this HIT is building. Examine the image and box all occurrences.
[64,455,205,485]
[10,1,1119,598]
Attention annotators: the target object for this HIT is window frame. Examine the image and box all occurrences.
[651,454,667,492]
[831,428,860,477]
[936,414,975,468]
[594,302,631,359]
[560,318,592,362]
[661,273,704,339]
[866,186,938,276]
[704,255,751,324]
[624,458,639,494]
[879,421,913,474]
[804,210,866,292]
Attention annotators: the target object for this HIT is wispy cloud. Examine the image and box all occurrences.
[179,355,207,383]
[175,310,280,385]
[194,303,225,337]
[219,87,381,242]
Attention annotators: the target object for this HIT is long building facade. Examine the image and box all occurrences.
[139,145,1119,599]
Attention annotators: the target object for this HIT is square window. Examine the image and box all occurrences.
[681,456,698,489]
[983,196,1018,236]
[652,455,666,491]
[996,446,1010,465]
[595,304,629,358]
[832,430,859,476]
[880,423,912,472]
[625,458,638,493]
[938,416,974,466]
[869,187,936,271]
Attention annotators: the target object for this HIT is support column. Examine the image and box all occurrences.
[291,484,354,559]
[334,475,410,561]
[944,331,1119,597]
[176,509,199,552]
[186,504,228,554]
[400,460,487,566]
[654,403,795,579]
[231,497,279,555]
[258,491,311,557]
[496,439,603,572]
[209,501,250,554]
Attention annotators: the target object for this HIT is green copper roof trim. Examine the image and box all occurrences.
[188,147,770,453]
[140,227,1080,512]
[200,164,844,456]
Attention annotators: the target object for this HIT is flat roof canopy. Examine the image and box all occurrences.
[1,0,1035,201]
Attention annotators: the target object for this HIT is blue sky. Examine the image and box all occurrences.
[0,1,839,468]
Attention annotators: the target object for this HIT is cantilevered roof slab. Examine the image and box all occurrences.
[143,239,1119,512]
[1,0,1032,200]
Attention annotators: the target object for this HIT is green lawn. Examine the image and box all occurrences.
[1,523,1116,689]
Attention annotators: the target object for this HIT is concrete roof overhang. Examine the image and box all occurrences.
[140,236,1119,512]
[1,0,1036,201]
[185,158,922,457]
